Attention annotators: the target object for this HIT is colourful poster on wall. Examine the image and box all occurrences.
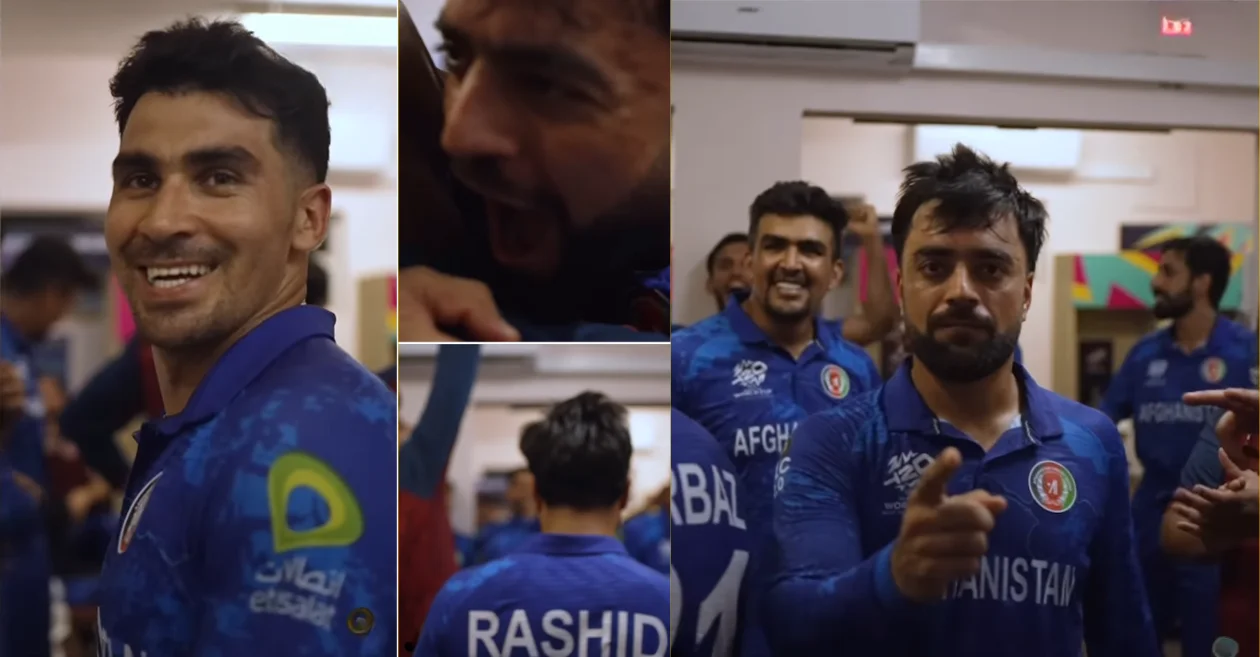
[388,275,397,345]
[1119,223,1255,255]
[113,278,136,343]
[1070,251,1245,310]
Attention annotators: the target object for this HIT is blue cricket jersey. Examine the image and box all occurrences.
[474,517,542,565]
[670,408,750,657]
[767,360,1159,657]
[622,508,669,574]
[1101,318,1256,524]
[415,533,670,656]
[0,315,53,657]
[96,306,397,656]
[1099,317,1252,652]
[671,300,880,656]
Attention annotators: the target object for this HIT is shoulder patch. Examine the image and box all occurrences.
[268,451,365,553]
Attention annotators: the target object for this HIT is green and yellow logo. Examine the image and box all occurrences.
[268,451,364,553]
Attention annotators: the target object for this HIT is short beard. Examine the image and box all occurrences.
[905,320,1019,383]
[1152,292,1193,320]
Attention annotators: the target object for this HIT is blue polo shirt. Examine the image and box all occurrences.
[95,306,396,656]
[416,533,669,657]
[622,507,669,574]
[767,360,1159,656]
[671,300,880,657]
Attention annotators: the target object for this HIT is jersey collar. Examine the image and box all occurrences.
[150,305,336,436]
[515,533,629,558]
[1159,315,1239,355]
[722,297,836,351]
[882,358,1064,442]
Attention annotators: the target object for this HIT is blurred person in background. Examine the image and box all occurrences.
[704,232,751,314]
[1163,387,1259,657]
[94,19,394,655]
[398,345,480,656]
[414,392,669,656]
[444,482,475,568]
[0,235,99,657]
[472,464,540,565]
[397,0,671,342]
[1100,236,1256,657]
[57,262,331,493]
[622,483,669,574]
[672,181,884,657]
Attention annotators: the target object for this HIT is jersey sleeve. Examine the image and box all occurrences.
[1099,349,1140,421]
[1082,420,1161,657]
[412,576,465,657]
[399,344,481,499]
[0,468,41,541]
[1180,418,1225,489]
[193,384,396,656]
[765,405,915,653]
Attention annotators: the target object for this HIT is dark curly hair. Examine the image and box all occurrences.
[109,18,331,183]
[748,181,849,254]
[520,391,632,510]
[892,143,1048,272]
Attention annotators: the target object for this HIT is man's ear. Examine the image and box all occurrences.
[292,184,333,254]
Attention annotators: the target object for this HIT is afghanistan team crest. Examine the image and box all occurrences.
[118,472,163,554]
[821,364,851,400]
[1201,357,1226,384]
[1028,461,1076,514]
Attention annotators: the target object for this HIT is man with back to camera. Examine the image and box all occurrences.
[1162,387,1259,657]
[671,181,884,657]
[670,408,751,657]
[0,235,99,657]
[414,391,670,657]
[697,203,899,347]
[767,144,1159,657]
[94,19,395,655]
[1098,235,1256,656]
[398,0,672,342]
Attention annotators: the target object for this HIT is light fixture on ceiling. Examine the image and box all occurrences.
[238,12,397,49]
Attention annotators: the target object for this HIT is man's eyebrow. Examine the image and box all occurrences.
[499,44,609,90]
[183,146,261,172]
[111,151,158,180]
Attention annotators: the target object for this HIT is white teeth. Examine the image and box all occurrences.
[145,265,212,286]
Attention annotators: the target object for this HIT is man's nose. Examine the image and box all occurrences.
[136,178,198,242]
[441,65,520,160]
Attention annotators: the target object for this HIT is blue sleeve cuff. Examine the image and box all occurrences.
[872,542,911,609]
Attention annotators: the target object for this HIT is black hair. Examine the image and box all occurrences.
[109,18,331,183]
[748,181,849,254]
[1161,236,1233,309]
[892,143,1048,272]
[520,391,632,511]
[305,260,329,307]
[2,236,99,296]
[706,233,749,276]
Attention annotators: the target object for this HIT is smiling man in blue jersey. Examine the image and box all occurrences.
[94,19,395,655]
[416,391,669,656]
[672,180,882,656]
[670,409,750,657]
[1099,235,1256,657]
[768,144,1159,657]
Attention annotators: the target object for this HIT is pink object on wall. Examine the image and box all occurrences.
[113,278,135,342]
[856,246,901,305]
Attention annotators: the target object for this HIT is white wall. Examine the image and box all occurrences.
[799,119,1256,383]
[398,347,672,536]
[0,48,398,368]
[671,62,1258,382]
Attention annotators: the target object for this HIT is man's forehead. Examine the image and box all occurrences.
[441,0,622,38]
[122,93,270,147]
[908,201,1019,245]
